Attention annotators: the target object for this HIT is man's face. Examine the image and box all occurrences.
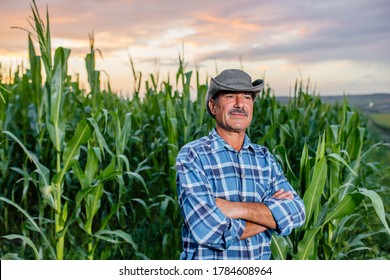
[209,92,254,134]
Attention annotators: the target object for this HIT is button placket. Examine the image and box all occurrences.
[238,152,245,178]
[237,152,247,201]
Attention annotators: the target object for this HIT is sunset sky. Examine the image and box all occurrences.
[1,0,389,97]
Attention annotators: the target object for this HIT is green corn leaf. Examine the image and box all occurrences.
[85,146,99,187]
[84,183,103,234]
[258,124,278,145]
[132,198,151,220]
[53,118,94,185]
[47,47,71,152]
[279,124,292,138]
[349,230,388,247]
[328,125,340,144]
[86,117,113,157]
[76,186,96,207]
[3,234,40,260]
[327,153,358,177]
[0,82,11,104]
[119,113,132,154]
[0,197,56,259]
[125,171,149,196]
[299,143,311,195]
[358,188,390,235]
[2,130,54,208]
[99,158,120,182]
[271,235,289,260]
[294,227,321,260]
[28,35,39,85]
[72,162,87,189]
[303,156,327,228]
[58,201,69,231]
[324,193,364,224]
[315,133,326,161]
[93,230,138,252]
[99,203,120,231]
[273,144,298,182]
[118,154,131,172]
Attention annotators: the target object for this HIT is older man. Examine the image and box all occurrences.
[176,69,305,260]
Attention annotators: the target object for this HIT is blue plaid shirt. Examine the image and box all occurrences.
[176,128,305,260]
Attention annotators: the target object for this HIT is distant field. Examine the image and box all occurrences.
[370,113,390,129]
[368,113,390,143]
[277,93,390,114]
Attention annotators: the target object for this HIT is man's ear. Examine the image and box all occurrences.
[209,99,216,115]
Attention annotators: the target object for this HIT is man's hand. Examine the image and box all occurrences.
[272,188,294,200]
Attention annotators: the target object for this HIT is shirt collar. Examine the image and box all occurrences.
[210,128,256,153]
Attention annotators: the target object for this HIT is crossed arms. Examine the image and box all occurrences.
[216,189,294,239]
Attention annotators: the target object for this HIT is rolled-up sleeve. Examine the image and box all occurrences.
[263,194,305,235]
[176,149,246,250]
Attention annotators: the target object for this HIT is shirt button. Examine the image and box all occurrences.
[241,174,246,178]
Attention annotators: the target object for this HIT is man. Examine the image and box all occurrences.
[176,69,305,260]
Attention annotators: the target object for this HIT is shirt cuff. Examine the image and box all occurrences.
[263,197,292,235]
[224,218,246,248]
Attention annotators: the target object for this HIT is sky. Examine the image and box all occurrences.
[1,0,389,97]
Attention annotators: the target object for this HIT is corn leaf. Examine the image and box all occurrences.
[271,235,289,260]
[294,227,321,260]
[93,230,138,252]
[0,197,56,259]
[303,156,327,228]
[324,193,364,223]
[3,234,40,260]
[53,118,94,184]
[2,130,53,208]
[358,188,390,235]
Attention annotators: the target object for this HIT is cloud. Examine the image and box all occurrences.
[192,0,390,65]
[0,0,389,95]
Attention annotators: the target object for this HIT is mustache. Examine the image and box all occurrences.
[228,108,248,116]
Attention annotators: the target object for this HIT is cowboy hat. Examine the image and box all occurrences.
[206,69,264,117]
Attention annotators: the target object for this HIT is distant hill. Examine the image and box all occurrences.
[276,93,390,114]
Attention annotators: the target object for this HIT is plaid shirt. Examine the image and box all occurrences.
[176,128,305,260]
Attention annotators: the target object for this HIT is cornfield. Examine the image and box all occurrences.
[0,1,389,260]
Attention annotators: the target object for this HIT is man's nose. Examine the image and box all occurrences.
[234,95,245,107]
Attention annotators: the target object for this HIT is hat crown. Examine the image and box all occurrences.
[214,69,253,87]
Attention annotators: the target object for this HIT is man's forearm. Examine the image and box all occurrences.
[216,198,277,229]
[240,221,268,240]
